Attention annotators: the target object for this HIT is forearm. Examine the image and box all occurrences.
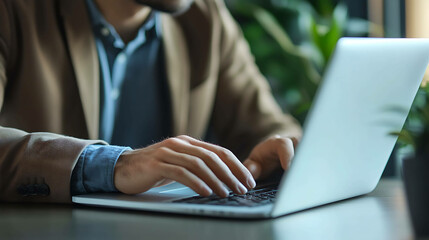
[0,126,106,203]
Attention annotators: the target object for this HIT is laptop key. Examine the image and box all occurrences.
[173,185,278,207]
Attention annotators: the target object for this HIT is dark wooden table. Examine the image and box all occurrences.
[0,179,413,240]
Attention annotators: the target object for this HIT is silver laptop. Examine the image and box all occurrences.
[73,38,429,218]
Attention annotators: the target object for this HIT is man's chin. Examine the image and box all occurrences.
[134,0,194,15]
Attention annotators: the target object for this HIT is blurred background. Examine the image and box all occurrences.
[225,0,429,178]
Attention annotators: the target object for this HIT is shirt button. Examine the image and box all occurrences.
[111,88,120,100]
[117,53,126,63]
[101,27,110,36]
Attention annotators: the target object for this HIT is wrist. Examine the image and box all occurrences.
[114,149,140,194]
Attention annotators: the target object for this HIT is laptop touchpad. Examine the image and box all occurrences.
[141,182,198,201]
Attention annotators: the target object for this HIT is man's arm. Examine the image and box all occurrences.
[112,0,301,194]
[0,0,256,201]
[113,0,302,194]
[0,35,253,200]
[0,1,106,202]
[0,126,107,202]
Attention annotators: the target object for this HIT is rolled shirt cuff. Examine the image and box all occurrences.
[71,144,132,195]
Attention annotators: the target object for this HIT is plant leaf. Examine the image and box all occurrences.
[390,129,416,147]
[251,5,296,53]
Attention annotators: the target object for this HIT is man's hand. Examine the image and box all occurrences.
[114,135,256,198]
[243,136,297,180]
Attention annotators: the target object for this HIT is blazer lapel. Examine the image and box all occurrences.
[60,0,100,140]
[59,2,189,139]
[161,15,190,136]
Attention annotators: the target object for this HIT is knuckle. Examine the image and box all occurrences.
[273,134,282,139]
[157,146,170,154]
[177,135,195,142]
[217,148,233,159]
[177,135,190,139]
[172,167,186,177]
[204,151,219,162]
[163,137,181,146]
[189,157,204,169]
[274,137,291,146]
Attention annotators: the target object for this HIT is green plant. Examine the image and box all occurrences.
[393,84,429,158]
[227,0,370,122]
[394,85,429,238]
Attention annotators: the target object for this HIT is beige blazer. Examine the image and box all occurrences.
[0,0,301,202]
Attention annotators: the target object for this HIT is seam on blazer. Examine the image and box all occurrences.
[0,0,16,75]
[0,0,12,58]
[0,39,6,74]
[0,0,8,88]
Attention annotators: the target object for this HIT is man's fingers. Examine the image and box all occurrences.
[159,147,230,197]
[176,144,248,195]
[177,135,256,189]
[163,136,248,195]
[114,135,296,197]
[243,159,262,179]
[274,137,295,170]
[159,162,213,197]
[244,136,296,180]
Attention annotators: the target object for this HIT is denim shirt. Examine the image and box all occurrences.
[71,0,171,195]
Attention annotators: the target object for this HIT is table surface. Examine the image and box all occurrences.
[0,179,414,240]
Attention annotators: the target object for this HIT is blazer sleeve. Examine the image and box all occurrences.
[0,1,106,203]
[211,0,302,159]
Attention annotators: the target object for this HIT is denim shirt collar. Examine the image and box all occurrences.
[85,0,161,49]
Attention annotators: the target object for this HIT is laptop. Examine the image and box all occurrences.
[73,38,429,218]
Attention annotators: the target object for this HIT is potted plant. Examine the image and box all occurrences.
[226,0,371,122]
[394,85,429,237]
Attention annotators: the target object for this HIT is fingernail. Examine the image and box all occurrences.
[238,183,247,195]
[204,187,213,196]
[222,187,230,197]
[247,178,256,189]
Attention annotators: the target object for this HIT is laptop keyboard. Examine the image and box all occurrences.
[173,184,278,207]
